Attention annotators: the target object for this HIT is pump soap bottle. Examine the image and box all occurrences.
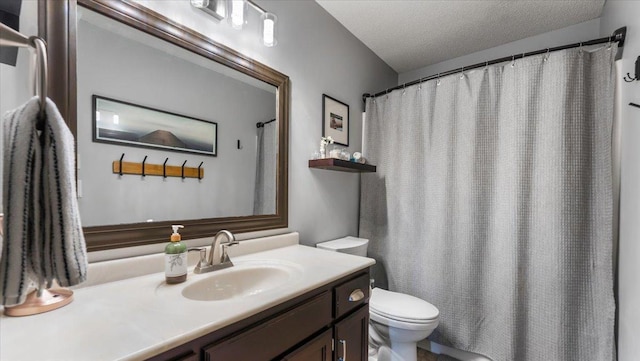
[165,225,187,284]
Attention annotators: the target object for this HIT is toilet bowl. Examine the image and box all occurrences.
[316,237,440,361]
[369,288,439,361]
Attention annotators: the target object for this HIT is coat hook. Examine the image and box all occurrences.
[141,155,148,177]
[118,153,125,176]
[623,56,639,82]
[181,160,187,179]
[198,161,204,180]
[630,102,640,109]
[163,158,169,178]
[237,139,242,149]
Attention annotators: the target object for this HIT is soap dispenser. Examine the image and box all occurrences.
[165,225,187,284]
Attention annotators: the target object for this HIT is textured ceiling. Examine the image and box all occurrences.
[315,0,605,73]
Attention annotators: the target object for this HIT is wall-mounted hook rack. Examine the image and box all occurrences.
[624,56,639,82]
[112,157,204,179]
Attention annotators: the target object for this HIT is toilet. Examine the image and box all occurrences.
[316,237,440,361]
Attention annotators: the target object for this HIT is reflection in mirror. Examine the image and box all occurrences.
[76,6,277,227]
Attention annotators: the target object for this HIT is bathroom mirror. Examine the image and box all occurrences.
[41,0,289,251]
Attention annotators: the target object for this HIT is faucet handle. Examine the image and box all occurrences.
[188,247,207,266]
[220,240,239,263]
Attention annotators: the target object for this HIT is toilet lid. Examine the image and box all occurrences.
[370,288,439,323]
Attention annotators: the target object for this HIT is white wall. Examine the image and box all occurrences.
[127,0,398,246]
[600,2,640,361]
[398,18,601,85]
[76,19,275,226]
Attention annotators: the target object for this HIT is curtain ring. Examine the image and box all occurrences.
[418,78,424,90]
[386,89,390,99]
[402,84,406,95]
[459,67,464,80]
[607,36,612,49]
[436,73,441,86]
[579,42,584,54]
[484,61,489,71]
[511,55,516,67]
[543,48,550,62]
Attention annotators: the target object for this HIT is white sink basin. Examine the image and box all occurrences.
[181,261,301,301]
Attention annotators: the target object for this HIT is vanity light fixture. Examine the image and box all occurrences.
[191,0,278,47]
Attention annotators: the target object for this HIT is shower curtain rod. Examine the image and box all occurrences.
[256,118,276,128]
[363,26,627,107]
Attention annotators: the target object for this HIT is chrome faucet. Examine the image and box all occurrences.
[193,230,239,274]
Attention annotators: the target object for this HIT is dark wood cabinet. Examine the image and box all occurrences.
[147,269,370,361]
[282,329,333,361]
[333,305,369,361]
[203,292,332,361]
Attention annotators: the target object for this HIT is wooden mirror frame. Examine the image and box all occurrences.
[39,0,289,252]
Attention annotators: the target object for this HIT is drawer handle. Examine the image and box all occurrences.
[338,339,347,361]
[348,289,364,302]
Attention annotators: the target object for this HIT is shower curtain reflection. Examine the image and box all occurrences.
[254,121,277,215]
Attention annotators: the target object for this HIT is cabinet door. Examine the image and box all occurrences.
[281,329,332,361]
[203,292,332,361]
[333,305,369,361]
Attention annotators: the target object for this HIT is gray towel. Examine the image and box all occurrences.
[1,97,87,306]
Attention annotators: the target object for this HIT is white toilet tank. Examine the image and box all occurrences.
[316,236,369,257]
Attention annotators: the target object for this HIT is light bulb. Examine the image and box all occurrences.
[261,12,277,47]
[228,0,246,30]
[190,0,210,8]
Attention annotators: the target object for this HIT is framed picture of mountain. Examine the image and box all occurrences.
[92,95,217,156]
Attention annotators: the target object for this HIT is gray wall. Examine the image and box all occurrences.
[76,18,275,226]
[600,2,640,361]
[131,0,398,246]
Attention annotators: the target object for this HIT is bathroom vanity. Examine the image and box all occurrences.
[0,234,375,360]
[151,268,370,361]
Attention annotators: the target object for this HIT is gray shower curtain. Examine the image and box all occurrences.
[254,122,277,215]
[360,45,617,361]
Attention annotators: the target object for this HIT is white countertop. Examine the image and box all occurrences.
[0,244,374,361]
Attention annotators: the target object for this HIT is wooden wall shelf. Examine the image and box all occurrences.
[308,158,376,173]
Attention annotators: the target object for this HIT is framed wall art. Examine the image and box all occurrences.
[322,94,349,146]
[93,95,217,156]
